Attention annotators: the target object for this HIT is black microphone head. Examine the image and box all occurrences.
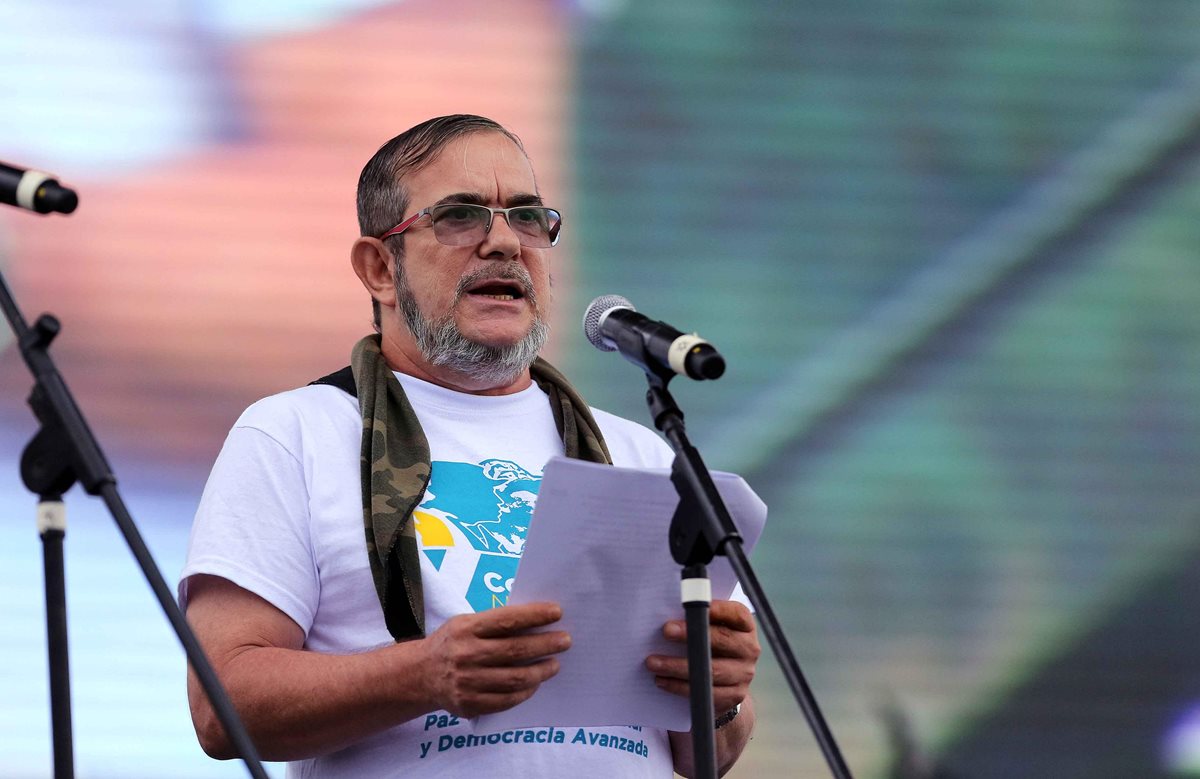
[582,294,634,352]
[692,346,726,380]
[40,182,78,215]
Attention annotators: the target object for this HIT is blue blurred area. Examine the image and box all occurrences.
[0,0,393,172]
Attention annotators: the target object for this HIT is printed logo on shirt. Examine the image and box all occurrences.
[465,553,519,612]
[413,459,541,612]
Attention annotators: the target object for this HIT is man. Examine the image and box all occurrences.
[181,114,759,777]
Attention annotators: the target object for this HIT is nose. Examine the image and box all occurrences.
[477,211,522,260]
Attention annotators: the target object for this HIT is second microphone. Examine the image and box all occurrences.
[582,295,725,381]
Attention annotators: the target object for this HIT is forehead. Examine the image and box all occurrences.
[403,132,538,205]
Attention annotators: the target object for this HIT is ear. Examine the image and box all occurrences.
[351,237,397,310]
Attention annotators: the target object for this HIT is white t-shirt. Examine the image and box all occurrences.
[180,373,679,778]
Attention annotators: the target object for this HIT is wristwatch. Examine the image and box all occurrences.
[714,703,741,730]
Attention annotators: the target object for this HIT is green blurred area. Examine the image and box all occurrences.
[567,2,1200,776]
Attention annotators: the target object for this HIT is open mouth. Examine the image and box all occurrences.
[466,280,526,302]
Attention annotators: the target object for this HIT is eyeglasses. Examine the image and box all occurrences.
[380,203,563,248]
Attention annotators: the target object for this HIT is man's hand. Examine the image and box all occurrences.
[648,600,759,777]
[645,600,759,715]
[421,601,571,718]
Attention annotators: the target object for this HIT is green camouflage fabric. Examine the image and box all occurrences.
[350,334,612,643]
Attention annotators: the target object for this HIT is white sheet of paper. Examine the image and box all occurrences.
[473,456,767,733]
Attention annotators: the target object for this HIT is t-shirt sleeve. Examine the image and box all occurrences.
[178,422,319,635]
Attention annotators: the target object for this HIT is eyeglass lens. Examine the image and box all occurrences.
[429,204,561,248]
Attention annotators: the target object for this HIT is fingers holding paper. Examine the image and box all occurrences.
[422,601,571,718]
[645,599,759,715]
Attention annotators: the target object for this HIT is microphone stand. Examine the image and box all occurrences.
[641,367,855,779]
[0,225,270,778]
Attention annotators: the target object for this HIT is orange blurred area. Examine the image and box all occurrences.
[0,0,570,469]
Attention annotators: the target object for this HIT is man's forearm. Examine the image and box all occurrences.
[669,694,757,778]
[186,578,567,763]
[188,639,435,761]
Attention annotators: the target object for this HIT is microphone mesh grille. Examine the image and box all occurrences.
[582,294,634,351]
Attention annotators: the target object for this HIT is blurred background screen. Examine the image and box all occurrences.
[1,1,1199,777]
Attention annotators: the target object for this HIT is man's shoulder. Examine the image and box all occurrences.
[233,381,358,439]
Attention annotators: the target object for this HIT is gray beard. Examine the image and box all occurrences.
[396,263,550,387]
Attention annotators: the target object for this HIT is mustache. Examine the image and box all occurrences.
[454,263,538,304]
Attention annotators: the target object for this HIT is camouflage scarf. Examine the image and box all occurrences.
[349,334,612,643]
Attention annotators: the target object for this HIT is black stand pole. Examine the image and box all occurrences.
[2,281,270,778]
[37,498,74,777]
[644,370,855,779]
[679,561,717,777]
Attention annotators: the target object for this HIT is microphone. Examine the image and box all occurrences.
[582,294,725,380]
[1,162,79,215]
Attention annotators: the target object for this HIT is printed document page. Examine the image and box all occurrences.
[475,457,767,732]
